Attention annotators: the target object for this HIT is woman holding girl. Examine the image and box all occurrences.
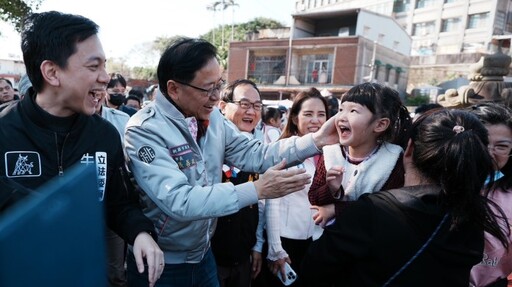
[309,82,412,225]
[265,87,328,286]
[302,109,510,286]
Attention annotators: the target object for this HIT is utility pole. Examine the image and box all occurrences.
[230,1,239,41]
[368,40,377,82]
[221,0,225,47]
[206,3,219,45]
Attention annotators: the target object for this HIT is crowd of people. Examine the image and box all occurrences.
[0,10,511,287]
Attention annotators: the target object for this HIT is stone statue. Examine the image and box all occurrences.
[437,45,512,109]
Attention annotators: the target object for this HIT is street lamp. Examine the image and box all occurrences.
[207,1,239,46]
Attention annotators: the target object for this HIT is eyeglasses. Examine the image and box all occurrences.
[488,142,512,156]
[174,79,225,97]
[107,88,125,94]
[232,100,263,111]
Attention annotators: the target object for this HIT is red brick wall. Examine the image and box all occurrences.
[227,48,248,82]
[334,45,358,85]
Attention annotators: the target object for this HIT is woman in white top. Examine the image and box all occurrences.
[265,88,329,287]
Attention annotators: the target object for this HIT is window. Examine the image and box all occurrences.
[412,21,436,36]
[507,10,512,31]
[395,67,402,85]
[441,18,460,32]
[415,0,436,9]
[374,60,382,81]
[385,64,393,83]
[467,12,490,29]
[393,0,411,13]
[297,54,334,84]
[247,53,286,85]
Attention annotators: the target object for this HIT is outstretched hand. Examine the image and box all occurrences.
[254,159,311,199]
[132,232,165,287]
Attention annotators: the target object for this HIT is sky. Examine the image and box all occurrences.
[0,0,295,66]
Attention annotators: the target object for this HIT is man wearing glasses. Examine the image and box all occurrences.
[211,79,265,286]
[124,37,339,287]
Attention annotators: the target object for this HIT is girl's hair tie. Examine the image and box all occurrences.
[453,125,465,134]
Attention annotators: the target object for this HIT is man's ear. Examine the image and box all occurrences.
[373,118,390,133]
[40,60,60,87]
[218,101,227,114]
[166,80,179,102]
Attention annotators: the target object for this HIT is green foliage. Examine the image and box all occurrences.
[0,0,42,32]
[152,35,187,55]
[106,58,132,78]
[200,17,285,69]
[405,95,430,106]
[428,78,439,86]
[132,66,157,81]
[117,16,285,80]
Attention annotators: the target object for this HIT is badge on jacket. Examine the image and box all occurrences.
[4,151,41,178]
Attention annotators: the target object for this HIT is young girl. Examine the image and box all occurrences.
[309,82,412,226]
[469,102,512,287]
[265,88,328,287]
[261,106,282,144]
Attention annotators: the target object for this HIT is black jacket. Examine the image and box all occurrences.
[302,185,483,287]
[211,169,259,266]
[0,92,156,244]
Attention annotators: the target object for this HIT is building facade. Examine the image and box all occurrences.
[294,0,512,90]
[228,9,411,99]
[0,56,25,87]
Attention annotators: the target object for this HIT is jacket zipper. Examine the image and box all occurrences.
[54,132,70,176]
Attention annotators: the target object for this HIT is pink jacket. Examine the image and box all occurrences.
[470,187,512,286]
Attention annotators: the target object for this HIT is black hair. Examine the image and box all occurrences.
[221,79,260,102]
[157,37,217,97]
[0,78,13,87]
[414,103,443,114]
[262,107,282,125]
[281,87,329,139]
[411,109,509,248]
[128,88,144,101]
[21,11,99,93]
[469,102,512,190]
[107,73,127,89]
[341,83,412,149]
[125,95,141,105]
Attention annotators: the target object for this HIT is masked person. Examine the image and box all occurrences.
[105,73,137,117]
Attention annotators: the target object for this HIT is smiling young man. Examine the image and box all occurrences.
[0,11,163,287]
[124,37,339,287]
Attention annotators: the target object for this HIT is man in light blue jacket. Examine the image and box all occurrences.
[124,37,339,287]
